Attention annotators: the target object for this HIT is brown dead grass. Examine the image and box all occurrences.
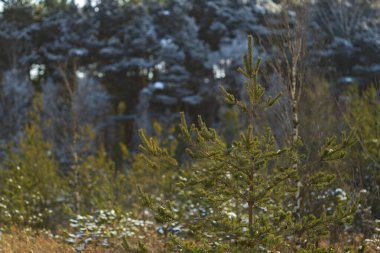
[0,229,74,253]
[0,228,378,253]
[0,228,164,253]
[318,233,380,253]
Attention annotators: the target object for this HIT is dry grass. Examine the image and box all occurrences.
[0,228,74,253]
[318,233,380,253]
[0,228,378,252]
[0,228,163,253]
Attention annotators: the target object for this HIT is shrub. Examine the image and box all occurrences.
[0,123,62,229]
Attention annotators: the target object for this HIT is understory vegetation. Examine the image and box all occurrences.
[0,35,379,252]
[0,0,380,252]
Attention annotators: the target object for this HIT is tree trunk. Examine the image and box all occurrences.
[291,63,299,144]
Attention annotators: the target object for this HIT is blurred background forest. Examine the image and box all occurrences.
[0,0,379,252]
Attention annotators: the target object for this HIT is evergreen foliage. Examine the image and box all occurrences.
[0,1,379,251]
[139,35,356,251]
[0,96,129,230]
[66,146,129,214]
[0,101,62,228]
[345,86,380,232]
[128,121,178,207]
[0,0,378,151]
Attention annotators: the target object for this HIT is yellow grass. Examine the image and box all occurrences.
[0,228,163,253]
[0,229,74,253]
[0,228,378,252]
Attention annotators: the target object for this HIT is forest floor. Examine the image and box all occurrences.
[0,228,379,252]
[0,228,163,253]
